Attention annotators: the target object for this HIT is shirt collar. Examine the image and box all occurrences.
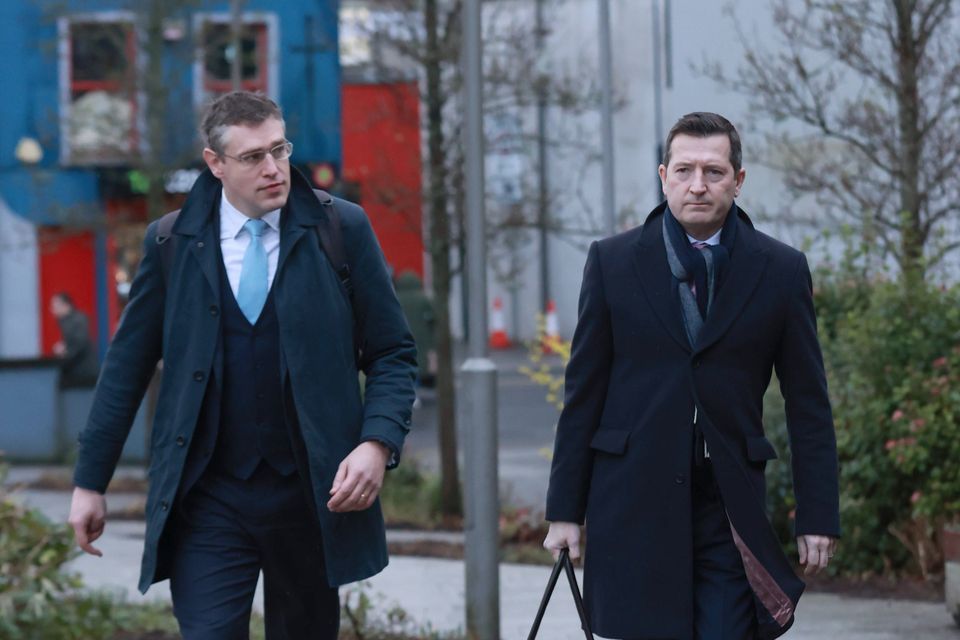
[686,228,722,246]
[219,192,281,240]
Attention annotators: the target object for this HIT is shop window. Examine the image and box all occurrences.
[61,18,138,164]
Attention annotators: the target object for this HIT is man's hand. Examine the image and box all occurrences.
[797,534,837,575]
[543,521,582,562]
[327,441,391,513]
[68,487,106,557]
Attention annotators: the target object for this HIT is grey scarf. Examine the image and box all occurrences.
[662,216,717,346]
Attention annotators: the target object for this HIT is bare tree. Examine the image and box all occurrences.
[347,0,613,517]
[704,0,960,279]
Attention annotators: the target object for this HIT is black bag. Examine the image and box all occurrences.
[527,548,593,640]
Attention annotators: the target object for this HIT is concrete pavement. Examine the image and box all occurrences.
[6,471,959,639]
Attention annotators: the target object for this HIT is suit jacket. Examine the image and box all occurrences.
[545,204,840,640]
[74,168,417,593]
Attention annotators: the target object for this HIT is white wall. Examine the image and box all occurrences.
[0,196,40,358]
[479,0,850,343]
[348,0,856,345]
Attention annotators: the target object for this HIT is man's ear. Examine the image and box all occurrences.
[734,167,746,197]
[203,148,224,179]
[658,164,668,194]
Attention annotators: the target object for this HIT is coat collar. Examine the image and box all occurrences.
[172,166,325,235]
[172,166,329,280]
[633,202,767,355]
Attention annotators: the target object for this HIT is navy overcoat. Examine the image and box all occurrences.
[546,204,840,640]
[74,168,417,593]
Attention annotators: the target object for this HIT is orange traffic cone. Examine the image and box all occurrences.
[489,296,512,349]
[542,300,561,353]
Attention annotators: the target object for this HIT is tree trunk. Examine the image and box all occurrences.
[894,0,925,280]
[425,0,462,518]
[143,1,168,222]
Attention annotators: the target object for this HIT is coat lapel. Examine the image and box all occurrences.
[186,219,220,299]
[277,167,326,277]
[693,212,768,355]
[277,207,308,276]
[174,170,222,299]
[633,205,691,352]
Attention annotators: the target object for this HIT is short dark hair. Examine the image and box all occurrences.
[663,112,742,174]
[200,91,284,155]
[53,291,74,307]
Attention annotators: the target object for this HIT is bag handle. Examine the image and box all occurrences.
[527,548,593,640]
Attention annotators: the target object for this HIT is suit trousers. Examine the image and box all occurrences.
[691,460,756,640]
[168,462,339,640]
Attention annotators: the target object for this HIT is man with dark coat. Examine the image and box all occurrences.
[50,292,100,388]
[67,91,417,639]
[543,112,840,640]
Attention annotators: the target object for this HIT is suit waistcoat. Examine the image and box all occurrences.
[207,252,297,480]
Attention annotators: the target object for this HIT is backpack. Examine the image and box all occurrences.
[154,189,361,363]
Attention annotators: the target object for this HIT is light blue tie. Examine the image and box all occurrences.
[236,218,268,323]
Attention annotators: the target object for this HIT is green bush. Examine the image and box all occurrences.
[379,458,445,529]
[889,348,960,521]
[881,345,960,577]
[815,276,960,577]
[0,463,182,639]
[0,463,86,638]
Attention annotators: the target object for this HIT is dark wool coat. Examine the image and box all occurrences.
[74,169,417,593]
[546,204,840,640]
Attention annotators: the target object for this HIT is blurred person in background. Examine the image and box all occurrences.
[49,291,99,388]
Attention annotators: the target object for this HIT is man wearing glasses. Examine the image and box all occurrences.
[68,91,417,639]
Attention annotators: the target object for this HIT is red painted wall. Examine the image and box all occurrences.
[38,229,97,355]
[341,81,423,278]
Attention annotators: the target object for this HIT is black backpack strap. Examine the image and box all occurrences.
[312,189,353,300]
[156,209,181,284]
[312,189,361,364]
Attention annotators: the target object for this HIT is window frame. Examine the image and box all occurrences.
[58,12,144,166]
[192,12,279,111]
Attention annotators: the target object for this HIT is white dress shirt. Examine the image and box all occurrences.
[686,228,722,246]
[219,193,281,299]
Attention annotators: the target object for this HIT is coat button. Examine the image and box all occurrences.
[196,241,204,248]
[693,358,702,368]
[675,474,686,485]
[161,500,169,510]
[176,436,186,447]
[209,305,219,316]
[193,371,205,381]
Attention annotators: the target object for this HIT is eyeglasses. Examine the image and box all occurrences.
[221,141,293,168]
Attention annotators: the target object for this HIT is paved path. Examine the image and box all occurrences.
[7,477,959,639]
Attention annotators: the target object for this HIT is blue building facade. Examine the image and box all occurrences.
[0,0,342,359]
